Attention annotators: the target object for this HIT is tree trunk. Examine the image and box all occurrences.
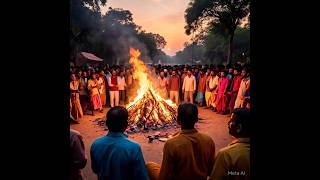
[226,32,234,65]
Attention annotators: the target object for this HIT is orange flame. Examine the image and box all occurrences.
[126,48,177,124]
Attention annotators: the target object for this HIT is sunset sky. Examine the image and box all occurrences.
[101,0,191,56]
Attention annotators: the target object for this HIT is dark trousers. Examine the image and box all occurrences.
[229,92,238,113]
[119,90,126,105]
[79,95,89,111]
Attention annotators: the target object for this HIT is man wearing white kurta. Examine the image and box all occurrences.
[234,69,250,108]
[182,70,197,104]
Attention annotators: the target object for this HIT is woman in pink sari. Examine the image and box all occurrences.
[88,73,103,113]
[215,71,230,114]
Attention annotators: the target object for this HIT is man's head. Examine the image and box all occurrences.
[241,68,248,78]
[100,70,105,76]
[199,70,204,76]
[172,70,176,76]
[112,69,117,76]
[184,68,187,74]
[177,103,198,129]
[82,71,88,78]
[71,73,77,81]
[233,68,240,76]
[228,68,234,74]
[106,106,129,132]
[160,71,165,78]
[228,108,250,138]
[220,71,226,77]
[210,70,214,76]
[91,72,96,79]
[187,69,192,76]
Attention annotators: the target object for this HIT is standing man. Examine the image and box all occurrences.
[225,67,234,113]
[70,129,87,180]
[168,70,180,105]
[107,69,120,107]
[209,108,250,180]
[97,70,107,107]
[158,71,169,99]
[181,67,188,82]
[79,71,89,114]
[234,68,250,108]
[146,103,215,180]
[195,70,207,107]
[228,68,242,115]
[91,107,149,180]
[118,71,127,106]
[209,70,219,111]
[182,70,197,104]
[215,71,230,114]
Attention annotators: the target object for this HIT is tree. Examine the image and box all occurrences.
[137,31,167,63]
[70,0,107,61]
[70,1,168,65]
[152,33,167,49]
[185,0,250,64]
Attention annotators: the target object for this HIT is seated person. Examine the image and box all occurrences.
[70,129,87,180]
[90,106,149,180]
[209,108,250,180]
[147,103,216,180]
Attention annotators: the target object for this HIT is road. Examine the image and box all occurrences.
[71,106,234,180]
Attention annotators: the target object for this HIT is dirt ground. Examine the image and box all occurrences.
[71,106,234,180]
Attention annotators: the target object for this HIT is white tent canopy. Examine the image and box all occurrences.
[75,52,103,66]
[80,52,103,61]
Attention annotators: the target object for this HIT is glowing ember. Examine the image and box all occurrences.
[126,48,177,131]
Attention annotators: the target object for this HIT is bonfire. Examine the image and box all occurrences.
[126,48,178,132]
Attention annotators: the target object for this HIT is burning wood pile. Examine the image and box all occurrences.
[126,48,178,133]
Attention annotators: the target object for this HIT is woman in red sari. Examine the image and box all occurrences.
[215,71,230,114]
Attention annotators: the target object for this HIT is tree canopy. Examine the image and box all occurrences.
[70,0,167,65]
[184,0,250,64]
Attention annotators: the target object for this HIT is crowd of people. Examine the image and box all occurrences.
[70,63,250,123]
[70,104,250,180]
[70,62,251,180]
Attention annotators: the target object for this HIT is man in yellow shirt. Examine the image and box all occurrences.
[146,103,215,180]
[209,108,250,180]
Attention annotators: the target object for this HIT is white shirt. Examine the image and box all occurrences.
[118,76,126,90]
[182,75,197,91]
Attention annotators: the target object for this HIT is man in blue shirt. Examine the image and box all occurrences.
[90,106,149,180]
